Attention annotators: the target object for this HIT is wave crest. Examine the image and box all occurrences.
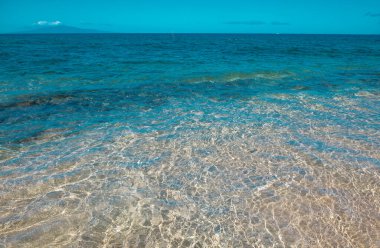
[184,71,295,84]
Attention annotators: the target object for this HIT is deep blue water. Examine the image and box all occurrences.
[0,34,379,247]
[1,34,379,148]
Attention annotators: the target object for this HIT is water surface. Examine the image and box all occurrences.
[0,34,379,247]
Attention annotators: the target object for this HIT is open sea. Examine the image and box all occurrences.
[0,34,379,247]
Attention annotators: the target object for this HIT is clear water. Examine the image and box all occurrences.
[0,34,379,247]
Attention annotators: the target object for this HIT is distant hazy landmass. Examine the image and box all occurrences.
[18,25,103,34]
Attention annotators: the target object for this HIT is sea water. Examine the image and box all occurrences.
[0,34,379,247]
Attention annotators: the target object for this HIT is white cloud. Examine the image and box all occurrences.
[50,21,62,26]
[35,20,62,26]
[37,21,48,25]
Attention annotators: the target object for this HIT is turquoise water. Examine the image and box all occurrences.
[0,34,379,247]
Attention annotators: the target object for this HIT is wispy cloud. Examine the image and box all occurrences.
[35,20,62,26]
[225,20,290,26]
[80,21,112,27]
[225,20,266,25]
[271,21,290,26]
[365,12,380,17]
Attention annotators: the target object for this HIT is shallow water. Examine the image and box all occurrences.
[0,34,379,247]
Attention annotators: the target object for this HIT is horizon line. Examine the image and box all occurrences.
[1,32,380,35]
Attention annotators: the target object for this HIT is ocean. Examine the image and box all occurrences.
[0,34,379,247]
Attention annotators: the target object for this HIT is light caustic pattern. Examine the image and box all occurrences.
[1,86,379,247]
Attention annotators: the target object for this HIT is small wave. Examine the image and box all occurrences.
[36,58,68,65]
[184,71,294,84]
[0,51,11,59]
[355,91,379,98]
[121,59,178,65]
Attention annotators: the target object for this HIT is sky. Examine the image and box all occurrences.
[0,0,379,34]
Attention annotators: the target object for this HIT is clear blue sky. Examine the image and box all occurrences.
[1,0,379,34]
